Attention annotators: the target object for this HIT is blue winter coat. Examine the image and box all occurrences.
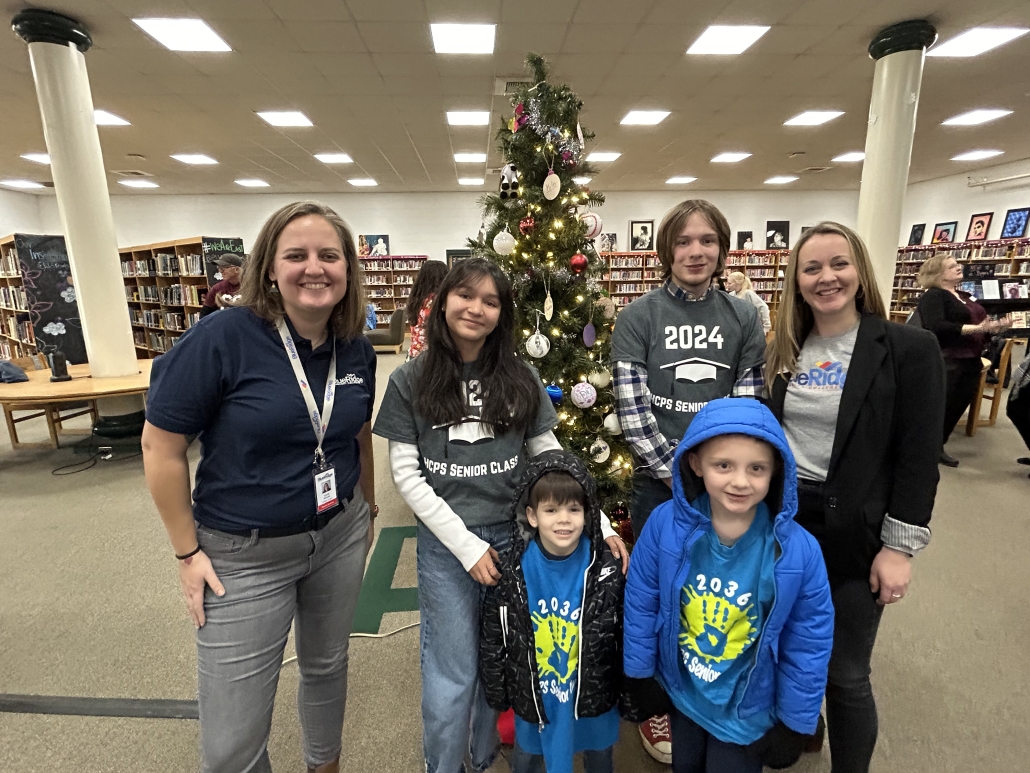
[623,397,834,735]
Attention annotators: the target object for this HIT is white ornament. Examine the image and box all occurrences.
[571,382,597,409]
[544,292,554,321]
[526,332,550,358]
[492,228,516,256]
[580,211,603,239]
[603,413,622,436]
[590,438,611,464]
[543,172,561,200]
[588,370,612,389]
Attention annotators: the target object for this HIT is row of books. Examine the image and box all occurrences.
[0,285,28,310]
[159,284,207,305]
[0,250,18,276]
[126,285,160,303]
[613,283,661,294]
[392,259,426,270]
[367,287,393,298]
[610,270,643,280]
[610,257,644,268]
[122,259,156,277]
[4,316,33,343]
[727,255,780,266]
[752,281,782,291]
[154,252,205,277]
[365,275,389,286]
[362,261,393,272]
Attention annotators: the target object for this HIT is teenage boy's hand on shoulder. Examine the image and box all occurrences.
[605,534,629,575]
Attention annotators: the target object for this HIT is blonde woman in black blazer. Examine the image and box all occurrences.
[765,222,945,773]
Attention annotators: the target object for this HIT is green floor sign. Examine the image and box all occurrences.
[353,526,419,634]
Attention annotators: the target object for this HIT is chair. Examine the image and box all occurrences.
[364,308,407,354]
[966,338,1020,436]
[1,356,98,449]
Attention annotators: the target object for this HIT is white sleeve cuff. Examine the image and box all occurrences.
[526,430,562,457]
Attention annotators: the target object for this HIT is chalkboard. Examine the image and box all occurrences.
[963,263,995,280]
[202,237,245,285]
[14,233,87,364]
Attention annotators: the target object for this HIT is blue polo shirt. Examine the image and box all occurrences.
[146,307,376,531]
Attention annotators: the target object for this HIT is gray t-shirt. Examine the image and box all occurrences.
[373,358,557,527]
[782,324,859,482]
[610,285,766,447]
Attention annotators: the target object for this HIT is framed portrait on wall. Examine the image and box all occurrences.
[965,213,993,241]
[931,222,958,244]
[360,234,390,257]
[766,221,789,250]
[630,220,654,251]
[908,224,926,245]
[1001,208,1030,239]
[446,249,472,267]
[737,231,754,250]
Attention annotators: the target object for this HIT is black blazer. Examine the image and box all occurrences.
[769,314,946,578]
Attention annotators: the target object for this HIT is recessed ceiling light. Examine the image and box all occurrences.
[458,178,485,186]
[687,25,770,55]
[348,178,378,187]
[928,27,1029,57]
[951,149,1004,161]
[132,18,231,52]
[119,179,159,188]
[784,110,844,126]
[431,24,495,54]
[257,111,312,127]
[94,109,130,126]
[572,176,592,185]
[235,179,269,187]
[21,153,50,164]
[765,175,799,184]
[447,111,491,126]
[711,152,751,163]
[942,109,1013,126]
[621,111,670,125]
[1,179,44,189]
[314,153,353,164]
[171,154,217,165]
[832,151,865,163]
[586,152,621,162]
[666,176,697,184]
[454,153,487,163]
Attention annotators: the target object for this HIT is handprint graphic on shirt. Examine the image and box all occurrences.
[695,598,732,658]
[532,611,579,684]
[680,585,758,664]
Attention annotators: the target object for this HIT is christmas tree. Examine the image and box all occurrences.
[471,53,632,522]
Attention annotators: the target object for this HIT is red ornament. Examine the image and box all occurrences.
[570,253,588,273]
[519,216,535,235]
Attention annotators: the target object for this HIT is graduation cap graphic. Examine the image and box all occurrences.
[434,417,496,446]
[660,357,731,384]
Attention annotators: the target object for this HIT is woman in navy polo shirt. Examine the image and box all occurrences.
[142,201,377,773]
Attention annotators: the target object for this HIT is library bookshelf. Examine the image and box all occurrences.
[0,235,35,360]
[362,255,428,328]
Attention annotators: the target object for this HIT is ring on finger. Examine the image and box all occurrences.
[891,593,902,599]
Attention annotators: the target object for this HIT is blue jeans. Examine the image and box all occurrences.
[509,743,614,773]
[417,520,510,773]
[670,709,761,773]
[630,472,673,539]
[194,490,369,773]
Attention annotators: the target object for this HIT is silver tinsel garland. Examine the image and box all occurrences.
[525,98,583,162]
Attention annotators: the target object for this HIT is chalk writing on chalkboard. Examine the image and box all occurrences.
[963,263,995,280]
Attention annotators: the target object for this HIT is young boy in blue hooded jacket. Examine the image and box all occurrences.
[623,397,834,773]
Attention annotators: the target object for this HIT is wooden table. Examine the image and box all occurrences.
[0,359,152,449]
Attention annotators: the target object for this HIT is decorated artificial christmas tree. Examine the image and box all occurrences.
[471,53,632,529]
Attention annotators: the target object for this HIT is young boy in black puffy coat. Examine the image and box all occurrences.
[480,450,625,773]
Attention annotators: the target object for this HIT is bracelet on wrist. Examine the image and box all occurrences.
[175,545,202,561]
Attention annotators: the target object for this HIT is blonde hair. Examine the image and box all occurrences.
[239,201,367,340]
[728,271,752,292]
[765,221,887,384]
[916,254,949,289]
[655,199,730,282]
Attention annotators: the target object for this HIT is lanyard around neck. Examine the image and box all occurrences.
[277,318,336,465]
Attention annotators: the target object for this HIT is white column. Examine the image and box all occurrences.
[855,21,937,310]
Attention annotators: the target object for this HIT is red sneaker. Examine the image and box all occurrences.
[639,714,672,764]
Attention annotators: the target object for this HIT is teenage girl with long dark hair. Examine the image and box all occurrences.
[405,259,449,359]
[374,258,626,773]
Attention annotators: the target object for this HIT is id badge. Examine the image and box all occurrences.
[314,465,339,513]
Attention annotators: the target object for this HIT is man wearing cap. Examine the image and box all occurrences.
[200,255,243,317]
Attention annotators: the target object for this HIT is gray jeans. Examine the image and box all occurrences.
[195,489,369,773]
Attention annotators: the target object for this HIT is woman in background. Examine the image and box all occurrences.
[726,271,772,333]
[405,259,449,359]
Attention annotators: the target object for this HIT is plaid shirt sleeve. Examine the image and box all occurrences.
[730,364,765,399]
[613,361,675,479]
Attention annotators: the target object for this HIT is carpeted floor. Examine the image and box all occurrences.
[0,346,1027,772]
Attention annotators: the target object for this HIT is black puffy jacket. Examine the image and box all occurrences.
[479,450,624,725]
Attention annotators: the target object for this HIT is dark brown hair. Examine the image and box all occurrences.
[656,199,731,281]
[528,471,586,509]
[406,260,449,324]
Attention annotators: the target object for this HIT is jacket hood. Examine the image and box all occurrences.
[507,449,603,553]
[672,397,798,524]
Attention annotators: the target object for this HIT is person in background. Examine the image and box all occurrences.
[767,222,945,773]
[916,254,1011,466]
[1007,346,1030,476]
[725,271,771,334]
[406,260,449,360]
[199,254,243,318]
[365,302,378,331]
[142,201,377,773]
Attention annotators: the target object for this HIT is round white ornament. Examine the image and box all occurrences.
[603,413,622,435]
[590,438,611,464]
[492,229,516,256]
[543,172,561,200]
[526,332,550,358]
[570,382,597,408]
[587,370,612,389]
[580,211,603,239]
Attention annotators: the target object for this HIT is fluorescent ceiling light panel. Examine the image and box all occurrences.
[943,109,1013,126]
[951,149,1004,161]
[257,111,313,127]
[314,153,353,164]
[765,175,799,184]
[784,110,844,126]
[171,154,217,165]
[447,111,491,126]
[119,179,159,188]
[132,18,231,52]
[458,178,485,185]
[711,152,751,163]
[687,25,770,55]
[431,24,495,54]
[572,176,592,184]
[94,109,129,126]
[1,179,44,189]
[621,111,670,125]
[832,151,865,163]
[666,176,697,184]
[235,179,269,187]
[21,153,50,164]
[348,178,377,187]
[586,152,621,162]
[928,27,1029,57]
[454,153,487,163]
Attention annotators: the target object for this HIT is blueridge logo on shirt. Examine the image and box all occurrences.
[334,373,364,386]
[793,360,847,388]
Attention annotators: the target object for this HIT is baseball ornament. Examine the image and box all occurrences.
[579,211,603,239]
